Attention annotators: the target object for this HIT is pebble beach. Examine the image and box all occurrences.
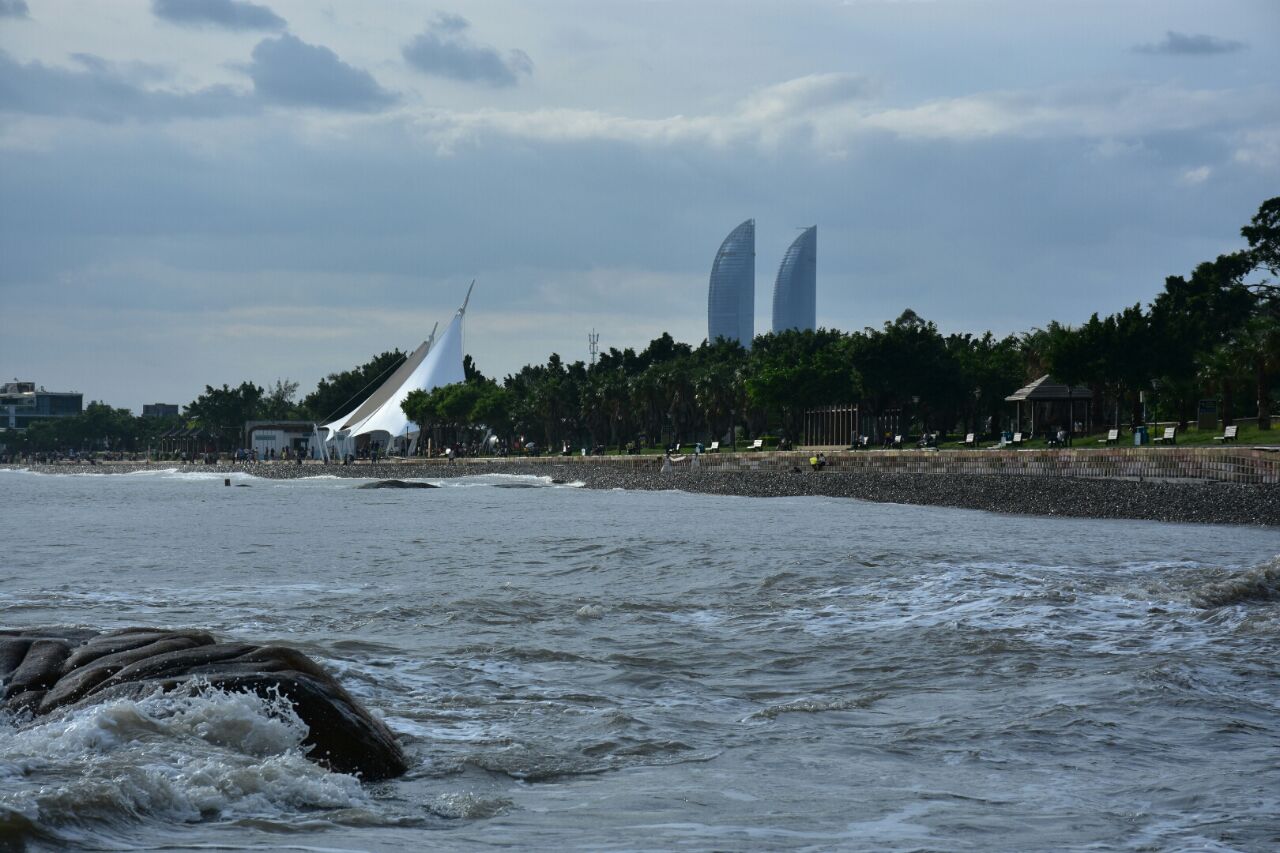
[7,459,1278,527]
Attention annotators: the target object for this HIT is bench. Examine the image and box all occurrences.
[1098,429,1119,445]
[708,440,720,452]
[1214,425,1238,443]
[1152,426,1177,445]
[749,439,764,451]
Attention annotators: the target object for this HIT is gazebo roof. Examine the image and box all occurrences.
[1005,375,1091,402]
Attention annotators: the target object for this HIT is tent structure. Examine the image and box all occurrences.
[319,324,437,442]
[324,284,472,456]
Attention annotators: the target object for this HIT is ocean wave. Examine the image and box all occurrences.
[0,683,370,842]
[746,693,883,721]
[424,473,583,489]
[1192,557,1280,608]
[427,792,512,819]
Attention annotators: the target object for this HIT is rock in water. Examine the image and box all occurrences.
[0,627,408,780]
[357,479,437,489]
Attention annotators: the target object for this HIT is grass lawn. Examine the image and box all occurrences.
[936,421,1275,450]
[517,424,1274,457]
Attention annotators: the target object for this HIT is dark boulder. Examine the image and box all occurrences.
[357,479,437,489]
[42,635,207,713]
[1,628,408,781]
[3,639,70,699]
[0,638,32,682]
[61,629,215,672]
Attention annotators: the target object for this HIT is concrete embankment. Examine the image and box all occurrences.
[6,447,1280,526]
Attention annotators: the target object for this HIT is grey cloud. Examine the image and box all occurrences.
[0,0,29,18]
[0,51,253,121]
[1,103,1266,410]
[152,0,285,31]
[402,13,532,87]
[1135,31,1246,55]
[432,12,468,34]
[248,34,397,111]
[0,34,396,121]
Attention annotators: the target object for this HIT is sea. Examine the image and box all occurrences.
[1,467,1278,852]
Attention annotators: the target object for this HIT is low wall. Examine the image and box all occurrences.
[434,447,1279,484]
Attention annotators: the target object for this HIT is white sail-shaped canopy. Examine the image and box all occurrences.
[347,300,467,441]
[320,325,437,439]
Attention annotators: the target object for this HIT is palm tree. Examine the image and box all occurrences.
[1230,311,1280,429]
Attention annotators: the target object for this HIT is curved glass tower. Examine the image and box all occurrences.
[772,226,816,333]
[707,219,755,346]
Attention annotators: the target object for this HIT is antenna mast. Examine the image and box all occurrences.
[588,329,600,366]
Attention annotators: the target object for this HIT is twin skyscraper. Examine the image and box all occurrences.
[707,219,817,347]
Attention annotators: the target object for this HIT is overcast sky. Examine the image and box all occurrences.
[1,0,1276,411]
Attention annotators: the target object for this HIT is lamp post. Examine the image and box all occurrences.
[973,387,982,440]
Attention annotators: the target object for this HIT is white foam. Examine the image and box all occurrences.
[0,684,368,832]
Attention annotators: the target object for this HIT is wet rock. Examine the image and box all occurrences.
[42,636,207,712]
[357,479,437,489]
[62,629,215,672]
[1,629,408,781]
[3,640,70,699]
[86,643,259,695]
[0,638,32,683]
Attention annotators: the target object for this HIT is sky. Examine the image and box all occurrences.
[1,0,1277,412]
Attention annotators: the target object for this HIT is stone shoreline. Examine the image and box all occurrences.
[7,460,1280,526]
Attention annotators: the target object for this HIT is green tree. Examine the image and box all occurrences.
[302,350,406,422]
[184,382,265,449]
[850,310,959,436]
[261,379,300,420]
[746,329,859,439]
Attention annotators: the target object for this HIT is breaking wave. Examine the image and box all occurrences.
[747,693,884,721]
[1192,557,1280,608]
[0,684,371,845]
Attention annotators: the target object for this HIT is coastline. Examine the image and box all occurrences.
[6,459,1279,527]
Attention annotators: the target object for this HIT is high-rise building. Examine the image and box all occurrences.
[772,226,816,333]
[707,219,755,346]
[0,381,82,433]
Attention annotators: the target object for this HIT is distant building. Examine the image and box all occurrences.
[707,219,755,347]
[142,403,180,418]
[243,420,318,458]
[772,226,816,333]
[0,380,83,432]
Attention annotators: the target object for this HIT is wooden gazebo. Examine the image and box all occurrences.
[1005,375,1092,438]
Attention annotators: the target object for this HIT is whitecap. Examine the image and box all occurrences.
[0,684,369,836]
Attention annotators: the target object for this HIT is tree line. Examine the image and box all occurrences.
[9,197,1276,455]
[402,197,1277,451]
